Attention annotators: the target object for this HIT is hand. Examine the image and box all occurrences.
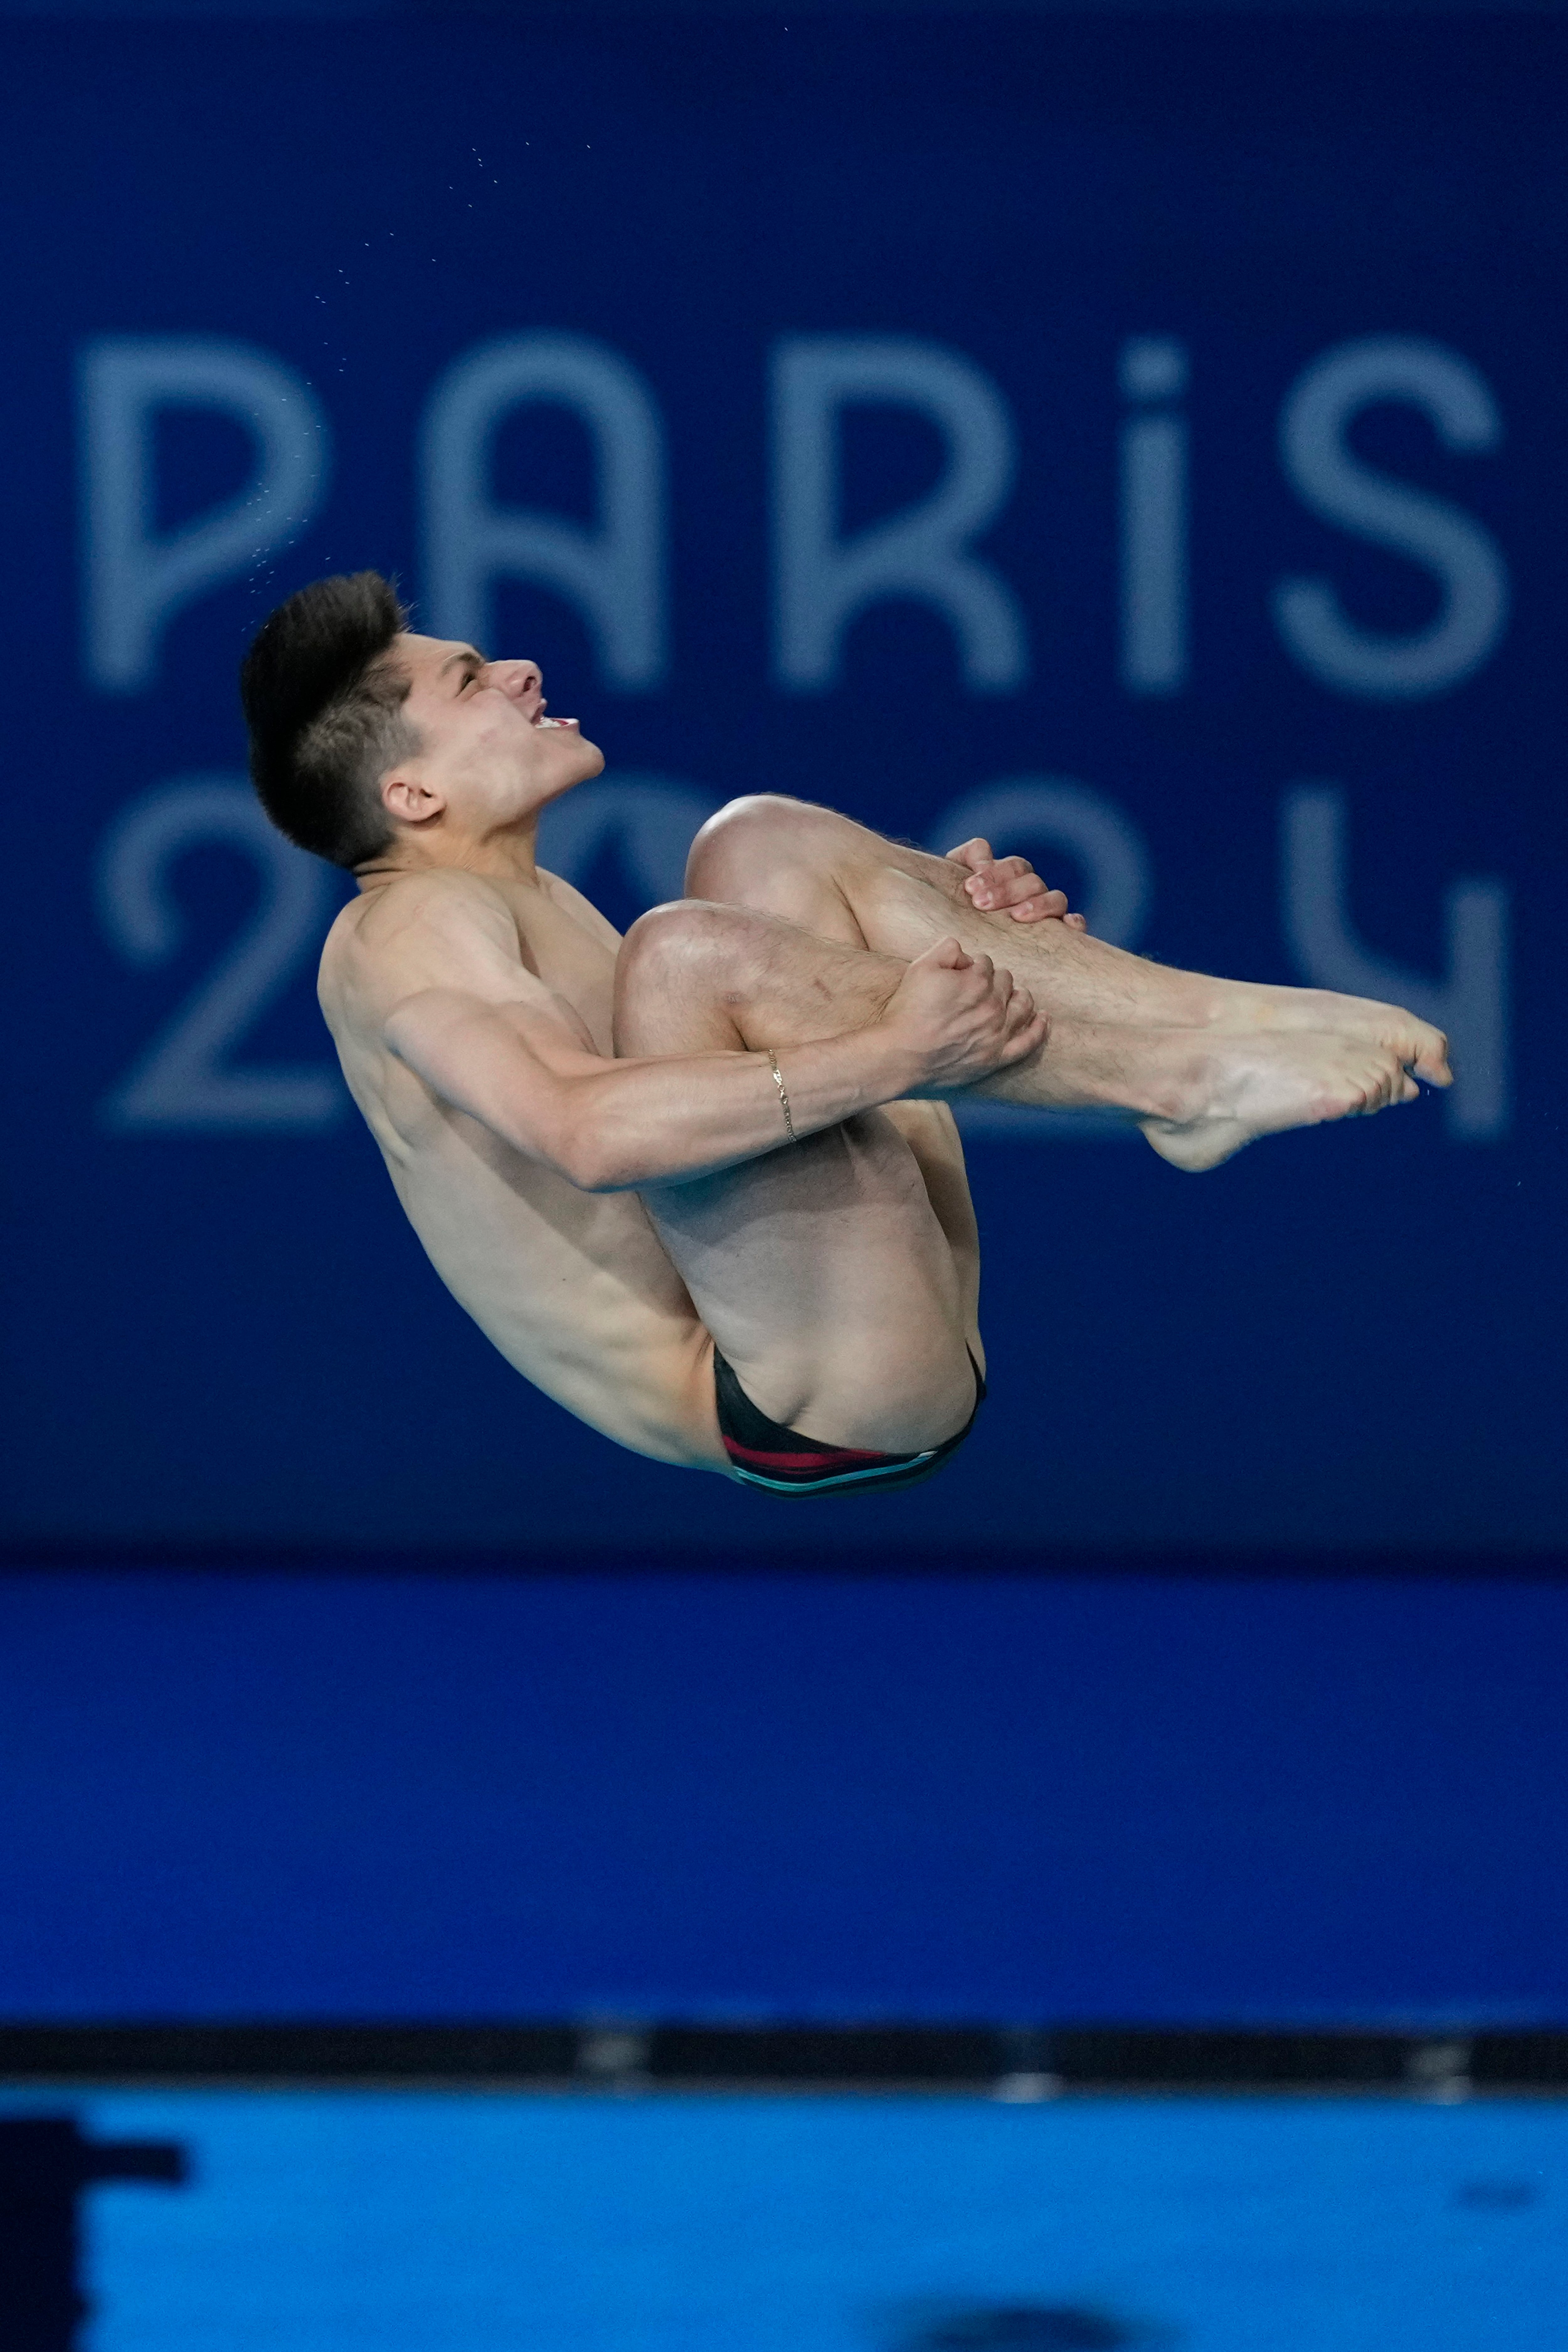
[944,837,1089,929]
[878,936,1049,1094]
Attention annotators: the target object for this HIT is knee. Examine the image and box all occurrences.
[613,899,760,1057]
[685,793,834,898]
[618,897,743,983]
[617,894,777,1001]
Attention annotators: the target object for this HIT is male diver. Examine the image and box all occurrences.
[241,571,1449,1496]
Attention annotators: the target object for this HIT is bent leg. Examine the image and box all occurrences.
[613,901,979,1454]
[689,795,1449,1072]
[686,794,1438,1167]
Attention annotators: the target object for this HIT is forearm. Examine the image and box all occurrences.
[388,988,921,1191]
[387,916,1041,1186]
[562,1029,921,1189]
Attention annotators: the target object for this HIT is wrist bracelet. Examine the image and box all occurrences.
[766,1049,798,1143]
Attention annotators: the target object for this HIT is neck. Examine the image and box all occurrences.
[357,813,543,893]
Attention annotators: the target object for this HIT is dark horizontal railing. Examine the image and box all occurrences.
[0,2023,1563,2090]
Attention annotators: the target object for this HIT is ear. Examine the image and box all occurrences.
[380,769,444,828]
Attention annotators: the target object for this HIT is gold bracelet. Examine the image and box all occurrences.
[766,1049,798,1143]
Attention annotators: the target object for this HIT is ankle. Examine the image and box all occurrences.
[1147,1044,1219,1126]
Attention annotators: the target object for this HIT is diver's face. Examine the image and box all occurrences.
[391,632,604,829]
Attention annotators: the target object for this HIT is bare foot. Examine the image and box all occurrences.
[1203,978,1451,1089]
[870,866,1452,1085]
[1142,1031,1422,1172]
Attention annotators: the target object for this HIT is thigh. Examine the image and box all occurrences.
[684,807,985,1370]
[641,1108,978,1455]
[880,1099,984,1373]
[613,892,978,1451]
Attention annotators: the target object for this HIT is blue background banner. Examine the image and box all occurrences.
[7,1570,1566,2024]
[5,11,1564,1550]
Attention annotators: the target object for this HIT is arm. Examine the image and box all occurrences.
[377,908,1042,1192]
[387,986,916,1190]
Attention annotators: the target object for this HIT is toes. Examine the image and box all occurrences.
[1350,1058,1404,1116]
[1410,1024,1452,1086]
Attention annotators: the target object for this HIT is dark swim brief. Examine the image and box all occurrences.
[712,1346,986,1497]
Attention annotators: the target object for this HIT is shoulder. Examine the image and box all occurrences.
[346,870,519,953]
[320,871,528,1019]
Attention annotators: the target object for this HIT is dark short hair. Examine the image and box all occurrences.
[241,571,418,869]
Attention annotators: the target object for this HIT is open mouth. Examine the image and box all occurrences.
[531,713,578,731]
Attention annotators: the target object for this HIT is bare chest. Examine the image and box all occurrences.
[501,879,620,1055]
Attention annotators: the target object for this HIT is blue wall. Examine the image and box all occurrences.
[4,12,1564,1550]
[8,1568,1567,2024]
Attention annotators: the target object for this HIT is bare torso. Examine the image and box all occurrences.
[318,866,727,1470]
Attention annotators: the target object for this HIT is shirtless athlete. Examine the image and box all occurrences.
[242,571,1450,1496]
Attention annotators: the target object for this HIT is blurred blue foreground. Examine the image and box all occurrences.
[23,2089,1564,2351]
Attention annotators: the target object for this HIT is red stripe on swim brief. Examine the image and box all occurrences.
[721,1438,895,1470]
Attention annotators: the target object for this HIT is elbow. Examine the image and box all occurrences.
[564,1157,644,1196]
[575,1150,649,1195]
[548,1123,639,1195]
[520,1081,611,1192]
[535,1081,654,1193]
[558,1148,622,1194]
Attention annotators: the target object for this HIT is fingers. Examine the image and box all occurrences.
[949,843,1072,922]
[995,976,1043,1063]
[1001,1005,1049,1062]
[929,946,994,992]
[963,855,1044,911]
[975,871,1077,921]
[1004,889,1070,924]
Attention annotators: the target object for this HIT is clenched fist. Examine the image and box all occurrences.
[877,937,1049,1096]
